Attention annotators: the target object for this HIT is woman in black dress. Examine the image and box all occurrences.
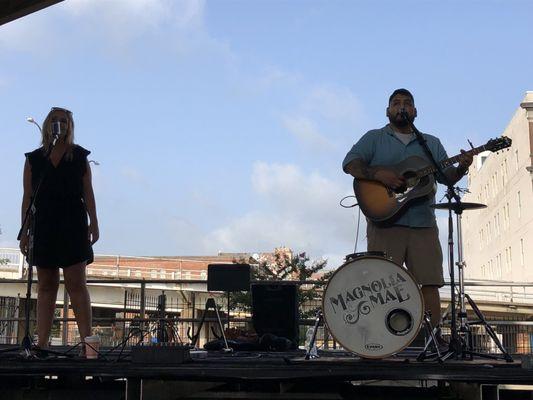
[19,107,99,353]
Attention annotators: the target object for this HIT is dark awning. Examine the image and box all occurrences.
[0,0,64,26]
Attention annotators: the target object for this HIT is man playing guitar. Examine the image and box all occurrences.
[342,89,473,344]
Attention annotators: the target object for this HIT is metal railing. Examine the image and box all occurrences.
[2,246,533,354]
[0,277,532,355]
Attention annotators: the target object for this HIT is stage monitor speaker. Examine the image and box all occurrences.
[207,264,250,292]
[251,283,299,346]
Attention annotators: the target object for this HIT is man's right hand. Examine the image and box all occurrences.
[374,169,405,189]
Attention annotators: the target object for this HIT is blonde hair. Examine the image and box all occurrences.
[41,107,75,159]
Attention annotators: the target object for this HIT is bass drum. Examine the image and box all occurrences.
[323,254,424,359]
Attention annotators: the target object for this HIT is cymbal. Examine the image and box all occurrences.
[431,202,487,211]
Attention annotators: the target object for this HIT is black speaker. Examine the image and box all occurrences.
[251,283,299,346]
[207,264,250,292]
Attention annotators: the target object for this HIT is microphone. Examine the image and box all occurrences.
[52,121,61,138]
[399,109,410,122]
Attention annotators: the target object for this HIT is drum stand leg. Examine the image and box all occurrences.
[417,312,447,362]
[305,310,322,360]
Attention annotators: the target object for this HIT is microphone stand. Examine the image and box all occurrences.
[401,114,462,360]
[1,134,61,358]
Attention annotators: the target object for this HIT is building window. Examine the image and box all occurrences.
[508,246,512,272]
[517,191,521,219]
[520,239,525,267]
[505,247,512,273]
[504,159,508,183]
[505,202,510,229]
[515,149,519,171]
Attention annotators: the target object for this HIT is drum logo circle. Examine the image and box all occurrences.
[328,272,412,325]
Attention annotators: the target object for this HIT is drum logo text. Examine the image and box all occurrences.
[365,343,383,351]
[328,273,411,325]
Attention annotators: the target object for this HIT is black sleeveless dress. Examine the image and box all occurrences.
[25,145,94,268]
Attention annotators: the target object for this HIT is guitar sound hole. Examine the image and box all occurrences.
[393,185,407,194]
[399,171,418,191]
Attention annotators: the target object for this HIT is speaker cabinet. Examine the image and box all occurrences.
[207,264,250,292]
[251,283,299,346]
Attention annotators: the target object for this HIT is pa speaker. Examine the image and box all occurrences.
[251,283,299,347]
[207,264,250,292]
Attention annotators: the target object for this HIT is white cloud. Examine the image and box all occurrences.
[249,65,303,92]
[303,85,362,123]
[64,0,204,31]
[281,84,364,151]
[0,0,218,60]
[282,115,334,150]
[203,162,356,266]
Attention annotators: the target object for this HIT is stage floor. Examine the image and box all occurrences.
[0,345,531,385]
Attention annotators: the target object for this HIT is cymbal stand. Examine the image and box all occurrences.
[417,311,445,362]
[454,212,512,362]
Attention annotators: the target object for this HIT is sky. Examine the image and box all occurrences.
[0,0,532,269]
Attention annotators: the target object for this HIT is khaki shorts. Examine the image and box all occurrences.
[367,223,444,287]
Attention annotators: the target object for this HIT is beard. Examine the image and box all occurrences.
[388,113,411,127]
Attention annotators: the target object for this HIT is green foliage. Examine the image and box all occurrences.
[230,252,328,318]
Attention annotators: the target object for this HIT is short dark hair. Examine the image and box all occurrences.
[388,88,414,105]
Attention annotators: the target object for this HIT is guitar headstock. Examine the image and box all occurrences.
[486,136,512,153]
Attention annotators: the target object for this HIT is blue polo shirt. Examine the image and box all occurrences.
[342,124,449,227]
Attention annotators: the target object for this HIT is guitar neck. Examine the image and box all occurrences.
[417,145,487,177]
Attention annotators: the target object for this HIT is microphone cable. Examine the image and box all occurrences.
[339,195,362,254]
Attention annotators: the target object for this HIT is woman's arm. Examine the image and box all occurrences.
[19,159,32,255]
[82,160,99,244]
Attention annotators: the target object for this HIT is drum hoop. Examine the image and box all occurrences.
[322,255,425,359]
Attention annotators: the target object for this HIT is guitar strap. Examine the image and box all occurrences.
[411,126,451,188]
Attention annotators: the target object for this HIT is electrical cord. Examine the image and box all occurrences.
[339,195,363,255]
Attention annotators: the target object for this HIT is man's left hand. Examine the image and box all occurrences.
[457,149,473,174]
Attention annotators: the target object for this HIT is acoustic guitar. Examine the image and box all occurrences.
[353,136,512,223]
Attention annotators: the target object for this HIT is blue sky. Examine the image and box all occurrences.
[0,0,531,268]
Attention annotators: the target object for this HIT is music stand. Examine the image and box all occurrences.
[189,264,250,351]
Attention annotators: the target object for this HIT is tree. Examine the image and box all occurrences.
[230,251,329,318]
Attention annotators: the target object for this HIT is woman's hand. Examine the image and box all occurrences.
[19,234,29,256]
[88,223,99,245]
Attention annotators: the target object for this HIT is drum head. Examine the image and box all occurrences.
[323,256,424,358]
